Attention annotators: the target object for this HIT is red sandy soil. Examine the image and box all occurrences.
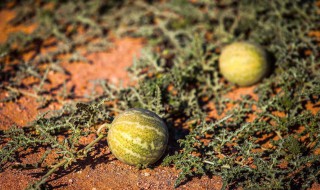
[0,9,319,190]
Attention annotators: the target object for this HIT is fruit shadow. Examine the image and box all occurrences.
[147,111,195,170]
[266,50,276,79]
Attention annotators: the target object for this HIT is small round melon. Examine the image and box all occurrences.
[219,42,270,86]
[107,108,168,166]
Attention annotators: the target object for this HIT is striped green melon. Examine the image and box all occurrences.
[107,108,169,166]
[219,42,270,87]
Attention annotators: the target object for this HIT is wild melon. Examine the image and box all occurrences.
[219,41,270,87]
[107,108,168,166]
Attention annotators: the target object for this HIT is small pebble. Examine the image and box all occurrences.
[144,172,150,177]
[68,179,73,184]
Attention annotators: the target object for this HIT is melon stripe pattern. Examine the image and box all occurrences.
[107,108,169,166]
